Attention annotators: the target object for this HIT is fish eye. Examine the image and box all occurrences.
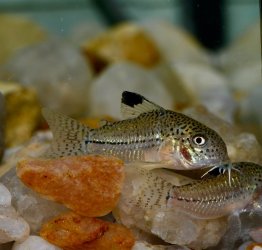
[192,135,207,146]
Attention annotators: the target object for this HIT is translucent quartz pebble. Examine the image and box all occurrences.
[115,165,228,249]
[0,132,67,233]
[0,183,11,206]
[172,62,236,122]
[239,84,262,126]
[0,131,52,178]
[203,207,262,248]
[1,38,93,117]
[12,236,62,250]
[230,64,262,143]
[218,21,260,72]
[17,155,124,217]
[0,206,30,244]
[0,183,29,244]
[229,63,261,98]
[141,20,210,65]
[89,62,173,118]
[1,168,67,233]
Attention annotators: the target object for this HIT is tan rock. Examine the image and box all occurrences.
[0,81,41,147]
[0,14,47,65]
[17,155,124,216]
[82,23,161,72]
[40,212,108,249]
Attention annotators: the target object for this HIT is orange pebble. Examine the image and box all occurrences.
[81,222,135,250]
[40,211,135,250]
[40,211,108,249]
[17,155,124,216]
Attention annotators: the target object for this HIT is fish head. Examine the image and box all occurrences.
[177,128,230,169]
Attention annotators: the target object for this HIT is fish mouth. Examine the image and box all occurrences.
[178,145,229,170]
[178,148,197,170]
[178,145,205,169]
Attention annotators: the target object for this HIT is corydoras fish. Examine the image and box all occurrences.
[168,162,262,219]
[42,91,229,170]
[126,162,262,219]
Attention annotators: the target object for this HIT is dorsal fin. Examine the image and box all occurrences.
[121,91,164,119]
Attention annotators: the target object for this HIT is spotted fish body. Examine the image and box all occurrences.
[127,162,262,219]
[42,91,229,170]
[170,162,262,219]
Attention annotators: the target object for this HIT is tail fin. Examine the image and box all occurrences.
[42,108,90,158]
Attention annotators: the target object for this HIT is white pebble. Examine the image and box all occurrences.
[90,62,173,119]
[0,183,12,206]
[12,236,62,250]
[0,206,30,244]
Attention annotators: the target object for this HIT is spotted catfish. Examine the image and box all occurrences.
[167,162,262,219]
[42,91,229,171]
[125,162,262,219]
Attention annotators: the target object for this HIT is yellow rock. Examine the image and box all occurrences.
[82,23,161,72]
[0,81,41,147]
[0,14,47,65]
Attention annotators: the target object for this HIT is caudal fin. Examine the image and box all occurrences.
[42,108,90,158]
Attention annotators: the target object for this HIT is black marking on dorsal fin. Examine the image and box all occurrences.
[122,91,145,107]
[121,91,164,119]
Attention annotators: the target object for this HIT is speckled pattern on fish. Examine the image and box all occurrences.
[169,162,262,219]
